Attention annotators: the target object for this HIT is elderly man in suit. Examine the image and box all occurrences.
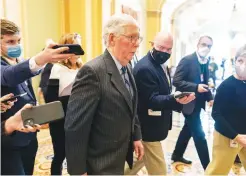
[125,32,195,175]
[1,18,73,175]
[171,35,214,170]
[64,14,144,175]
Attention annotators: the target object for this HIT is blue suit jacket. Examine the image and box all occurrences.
[1,57,39,147]
[133,52,182,142]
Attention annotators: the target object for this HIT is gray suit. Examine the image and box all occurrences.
[65,49,142,175]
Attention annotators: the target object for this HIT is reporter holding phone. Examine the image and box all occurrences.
[129,32,195,175]
[44,33,83,175]
[205,44,246,175]
[1,19,74,175]
[1,104,41,135]
[171,35,214,170]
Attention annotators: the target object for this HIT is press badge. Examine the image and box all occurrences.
[148,109,161,116]
[230,140,239,148]
[200,74,204,82]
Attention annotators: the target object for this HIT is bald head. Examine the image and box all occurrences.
[153,32,173,54]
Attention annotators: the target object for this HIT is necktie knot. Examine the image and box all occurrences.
[121,66,127,74]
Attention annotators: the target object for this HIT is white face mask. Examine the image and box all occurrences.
[235,60,246,80]
[198,47,210,58]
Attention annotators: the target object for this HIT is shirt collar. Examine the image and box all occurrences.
[1,56,19,65]
[108,49,124,74]
[161,63,167,71]
[196,51,208,65]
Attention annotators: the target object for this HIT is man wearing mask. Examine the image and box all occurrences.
[130,32,195,175]
[171,35,214,170]
[1,19,74,175]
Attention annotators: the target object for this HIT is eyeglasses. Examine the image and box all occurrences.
[200,43,212,49]
[120,34,143,44]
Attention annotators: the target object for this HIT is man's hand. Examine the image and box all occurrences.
[198,84,209,93]
[134,140,144,160]
[235,135,246,148]
[1,93,16,113]
[5,104,42,134]
[176,93,196,104]
[208,100,214,107]
[34,40,75,66]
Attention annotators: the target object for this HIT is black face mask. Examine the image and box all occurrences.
[152,48,171,64]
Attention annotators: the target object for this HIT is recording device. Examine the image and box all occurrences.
[21,101,64,126]
[52,44,85,55]
[174,92,194,99]
[1,92,27,104]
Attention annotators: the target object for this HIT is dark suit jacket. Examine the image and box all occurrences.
[133,52,182,142]
[1,57,38,147]
[173,52,213,115]
[64,50,142,175]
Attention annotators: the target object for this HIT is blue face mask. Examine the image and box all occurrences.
[7,45,22,58]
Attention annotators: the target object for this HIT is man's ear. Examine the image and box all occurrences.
[109,33,116,46]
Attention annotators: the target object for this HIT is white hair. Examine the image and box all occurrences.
[102,14,139,47]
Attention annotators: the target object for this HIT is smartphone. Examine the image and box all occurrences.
[174,92,194,99]
[1,92,27,104]
[52,44,85,55]
[21,101,64,126]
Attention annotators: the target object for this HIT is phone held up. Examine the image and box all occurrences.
[52,44,85,55]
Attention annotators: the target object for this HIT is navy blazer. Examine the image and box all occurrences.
[173,52,213,115]
[1,57,39,147]
[133,52,182,142]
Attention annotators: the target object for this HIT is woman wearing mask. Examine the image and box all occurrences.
[45,33,83,175]
[205,44,246,175]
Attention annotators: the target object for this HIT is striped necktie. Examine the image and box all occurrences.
[121,66,132,97]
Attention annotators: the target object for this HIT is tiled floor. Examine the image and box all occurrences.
[34,108,245,175]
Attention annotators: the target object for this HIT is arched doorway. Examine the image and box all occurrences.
[162,0,246,80]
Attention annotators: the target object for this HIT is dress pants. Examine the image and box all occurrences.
[124,141,167,175]
[49,119,65,175]
[205,130,246,175]
[1,137,38,175]
[172,105,210,169]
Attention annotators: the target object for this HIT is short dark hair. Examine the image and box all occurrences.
[1,19,20,37]
[198,35,213,44]
[235,44,246,60]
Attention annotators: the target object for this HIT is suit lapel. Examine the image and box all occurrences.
[20,80,35,100]
[27,79,36,100]
[166,66,172,90]
[148,53,170,92]
[193,53,202,82]
[103,50,133,114]
[157,66,170,92]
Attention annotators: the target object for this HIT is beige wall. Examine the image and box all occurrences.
[1,0,174,101]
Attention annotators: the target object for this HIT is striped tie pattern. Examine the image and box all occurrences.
[121,67,132,97]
